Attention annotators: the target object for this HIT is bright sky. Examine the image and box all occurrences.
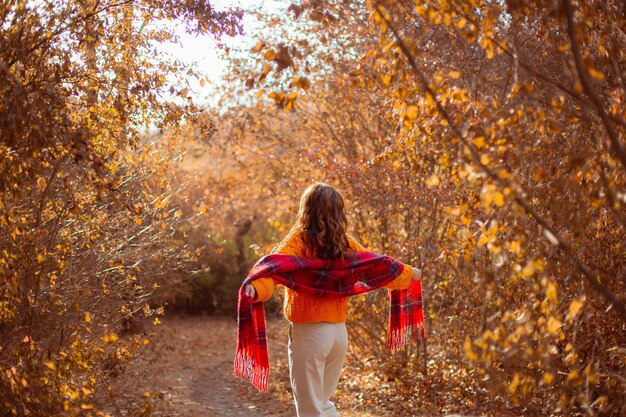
[161,0,287,106]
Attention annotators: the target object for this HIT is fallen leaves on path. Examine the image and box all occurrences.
[103,315,492,417]
[100,315,293,417]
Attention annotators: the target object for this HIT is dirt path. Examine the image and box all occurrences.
[104,315,295,417]
[104,316,484,417]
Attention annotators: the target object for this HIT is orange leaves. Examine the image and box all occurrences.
[587,67,605,81]
[251,39,265,53]
[290,76,311,91]
[405,105,419,120]
[567,297,585,322]
[268,91,298,110]
[249,40,298,90]
[480,183,506,210]
[262,44,295,73]
[285,93,297,110]
[268,91,285,105]
[369,9,388,33]
[425,174,440,187]
[102,333,119,344]
[263,49,277,61]
[546,316,563,335]
[464,336,478,361]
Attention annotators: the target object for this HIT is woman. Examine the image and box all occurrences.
[235,183,424,417]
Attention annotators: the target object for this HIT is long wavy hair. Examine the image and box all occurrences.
[282,183,350,260]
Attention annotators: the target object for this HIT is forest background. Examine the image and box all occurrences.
[1,0,625,416]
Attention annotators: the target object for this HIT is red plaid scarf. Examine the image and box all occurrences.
[233,251,426,391]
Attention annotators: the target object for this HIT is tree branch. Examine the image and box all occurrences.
[376,3,626,322]
[562,0,626,171]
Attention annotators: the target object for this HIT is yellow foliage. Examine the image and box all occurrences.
[546,316,562,335]
[425,174,440,187]
[545,282,558,302]
[567,297,585,321]
[464,336,478,361]
[405,105,419,120]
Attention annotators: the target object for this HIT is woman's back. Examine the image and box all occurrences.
[251,232,413,323]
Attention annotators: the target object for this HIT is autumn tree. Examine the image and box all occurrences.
[0,0,242,414]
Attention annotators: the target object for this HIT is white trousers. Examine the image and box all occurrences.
[288,322,348,417]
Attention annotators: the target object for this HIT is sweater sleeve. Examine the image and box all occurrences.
[347,234,414,291]
[385,263,413,290]
[251,232,304,302]
[251,277,276,302]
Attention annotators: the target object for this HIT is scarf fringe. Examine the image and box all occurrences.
[387,323,427,352]
[233,351,269,391]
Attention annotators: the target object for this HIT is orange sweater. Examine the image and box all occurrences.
[251,233,414,323]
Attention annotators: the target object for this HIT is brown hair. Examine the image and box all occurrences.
[283,183,350,260]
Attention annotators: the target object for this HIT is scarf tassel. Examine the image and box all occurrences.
[387,322,427,351]
[233,351,270,391]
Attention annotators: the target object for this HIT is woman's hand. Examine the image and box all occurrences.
[412,267,423,281]
[244,284,256,299]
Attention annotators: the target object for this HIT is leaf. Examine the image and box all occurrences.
[545,282,557,302]
[291,76,311,90]
[508,373,520,393]
[509,240,521,253]
[543,372,555,385]
[547,316,562,334]
[103,333,118,344]
[567,297,585,321]
[521,263,535,277]
[588,67,605,80]
[493,192,504,207]
[275,44,295,72]
[425,174,440,187]
[263,50,276,61]
[464,336,478,360]
[251,40,265,53]
[405,105,418,120]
